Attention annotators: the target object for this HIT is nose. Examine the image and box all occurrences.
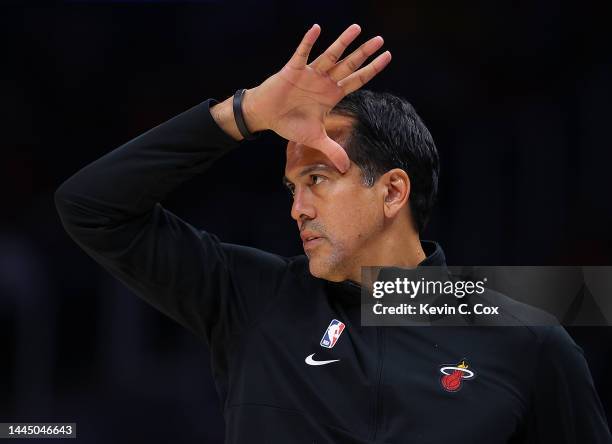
[290,186,316,223]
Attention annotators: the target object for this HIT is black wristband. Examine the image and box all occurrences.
[232,89,258,140]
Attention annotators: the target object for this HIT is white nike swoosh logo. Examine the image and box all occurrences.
[305,353,340,366]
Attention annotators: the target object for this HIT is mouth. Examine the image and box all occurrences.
[302,236,325,251]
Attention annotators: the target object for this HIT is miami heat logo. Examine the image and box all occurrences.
[439,359,476,392]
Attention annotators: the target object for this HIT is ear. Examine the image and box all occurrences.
[381,168,410,218]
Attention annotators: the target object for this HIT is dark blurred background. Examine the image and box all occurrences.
[2,1,611,442]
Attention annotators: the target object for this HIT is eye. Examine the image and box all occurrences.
[310,174,326,185]
[286,183,295,197]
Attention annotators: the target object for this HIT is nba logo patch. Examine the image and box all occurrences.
[320,319,346,349]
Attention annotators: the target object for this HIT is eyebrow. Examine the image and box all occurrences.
[282,164,336,186]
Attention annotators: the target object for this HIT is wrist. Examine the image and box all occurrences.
[210,96,244,141]
[242,87,267,133]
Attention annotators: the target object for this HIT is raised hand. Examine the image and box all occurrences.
[242,24,391,173]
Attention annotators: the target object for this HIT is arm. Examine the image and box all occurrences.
[55,23,391,345]
[54,99,258,344]
[529,326,612,442]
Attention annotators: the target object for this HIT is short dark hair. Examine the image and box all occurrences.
[331,89,439,233]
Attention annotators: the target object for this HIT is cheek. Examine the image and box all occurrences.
[329,192,382,242]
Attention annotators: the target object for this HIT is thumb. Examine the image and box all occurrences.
[312,135,351,174]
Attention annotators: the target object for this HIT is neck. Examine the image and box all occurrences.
[347,217,426,283]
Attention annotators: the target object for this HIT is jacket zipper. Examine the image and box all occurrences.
[371,326,385,440]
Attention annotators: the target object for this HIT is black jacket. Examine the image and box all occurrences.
[55,99,612,443]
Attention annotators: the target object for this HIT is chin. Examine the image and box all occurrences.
[307,256,345,282]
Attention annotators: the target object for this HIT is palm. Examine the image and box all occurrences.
[250,24,391,172]
[270,65,343,142]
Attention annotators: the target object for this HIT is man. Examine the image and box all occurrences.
[55,24,611,443]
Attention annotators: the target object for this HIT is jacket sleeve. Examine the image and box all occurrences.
[529,326,612,443]
[54,99,291,347]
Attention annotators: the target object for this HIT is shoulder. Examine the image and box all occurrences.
[471,288,560,330]
[535,325,583,365]
[218,244,320,289]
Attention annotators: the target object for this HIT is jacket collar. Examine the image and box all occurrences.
[418,240,446,267]
[328,240,447,296]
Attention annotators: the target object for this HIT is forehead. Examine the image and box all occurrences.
[284,114,355,176]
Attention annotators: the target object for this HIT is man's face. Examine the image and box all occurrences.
[284,115,384,282]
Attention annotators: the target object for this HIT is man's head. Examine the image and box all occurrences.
[283,89,439,281]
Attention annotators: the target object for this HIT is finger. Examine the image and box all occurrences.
[310,24,361,73]
[337,51,392,95]
[311,134,351,174]
[287,24,322,68]
[328,36,384,82]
